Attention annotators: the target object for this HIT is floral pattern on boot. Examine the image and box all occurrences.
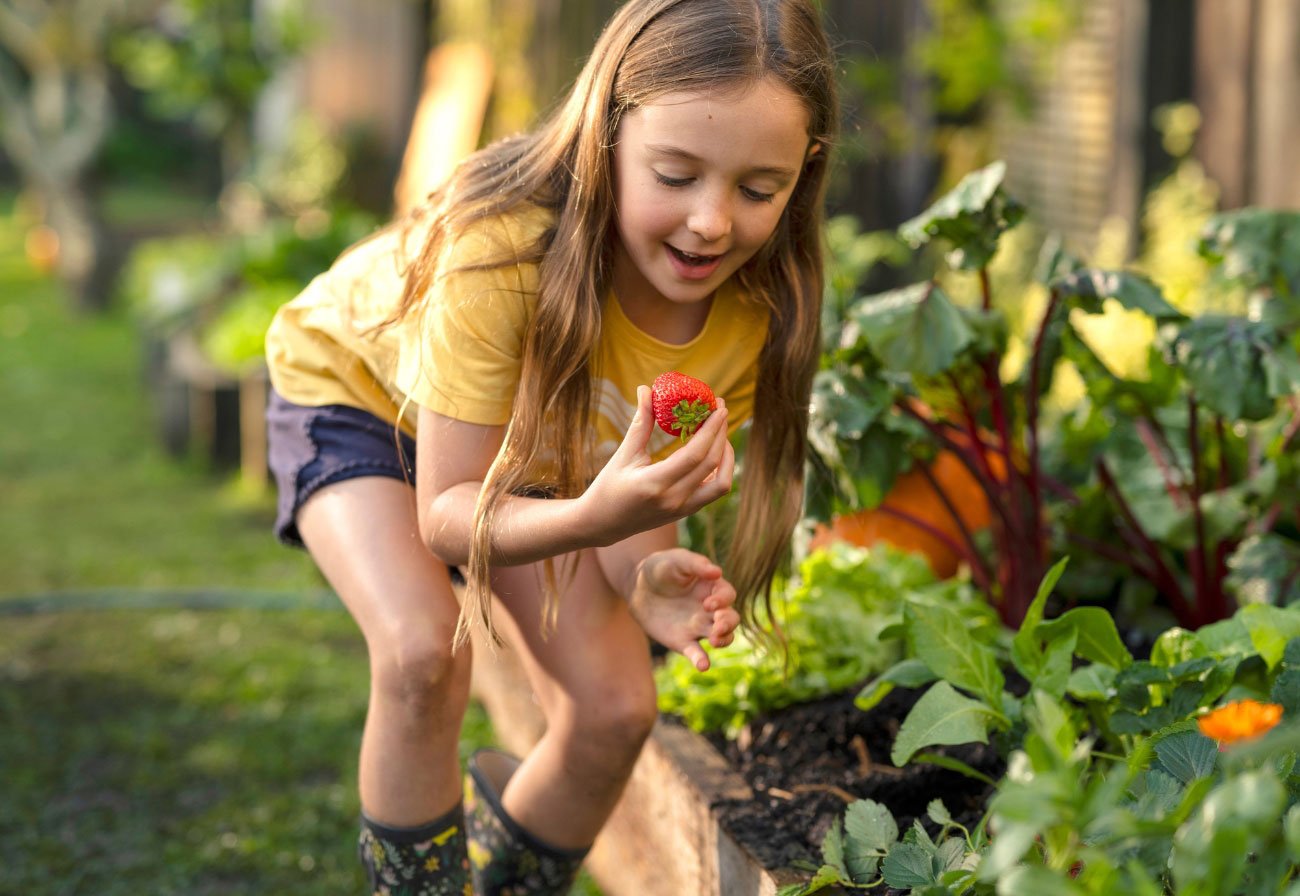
[358,803,473,896]
[464,749,589,896]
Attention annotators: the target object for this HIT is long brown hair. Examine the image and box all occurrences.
[383,0,838,649]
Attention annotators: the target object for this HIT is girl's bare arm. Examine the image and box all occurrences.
[415,386,733,567]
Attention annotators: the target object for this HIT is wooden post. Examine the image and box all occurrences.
[1252,0,1300,209]
[239,366,270,490]
[1194,0,1257,209]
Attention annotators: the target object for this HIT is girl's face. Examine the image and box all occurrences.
[610,78,811,332]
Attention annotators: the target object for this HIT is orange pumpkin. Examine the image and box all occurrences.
[809,446,1004,579]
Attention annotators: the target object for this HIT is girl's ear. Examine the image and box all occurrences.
[805,141,822,159]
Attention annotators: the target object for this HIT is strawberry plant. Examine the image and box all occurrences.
[807,161,1300,629]
[783,560,1300,896]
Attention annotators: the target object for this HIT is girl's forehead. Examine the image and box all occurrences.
[618,79,811,157]
[624,79,806,136]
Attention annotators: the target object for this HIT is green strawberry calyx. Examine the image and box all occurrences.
[672,400,713,441]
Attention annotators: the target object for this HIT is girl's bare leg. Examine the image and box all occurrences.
[297,476,472,826]
[488,550,659,849]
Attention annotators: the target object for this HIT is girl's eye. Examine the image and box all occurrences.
[741,186,776,204]
[654,172,692,188]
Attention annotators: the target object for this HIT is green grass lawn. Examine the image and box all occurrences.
[0,193,598,894]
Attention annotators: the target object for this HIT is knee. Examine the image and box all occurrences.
[371,630,471,713]
[565,680,658,768]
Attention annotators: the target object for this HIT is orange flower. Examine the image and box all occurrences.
[1197,699,1283,745]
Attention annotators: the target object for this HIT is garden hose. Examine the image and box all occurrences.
[0,587,343,616]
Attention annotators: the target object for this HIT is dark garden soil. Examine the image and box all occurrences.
[695,686,1003,884]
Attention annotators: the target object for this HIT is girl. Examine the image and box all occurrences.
[263,0,838,892]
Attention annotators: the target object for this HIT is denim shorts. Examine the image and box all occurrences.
[266,389,416,548]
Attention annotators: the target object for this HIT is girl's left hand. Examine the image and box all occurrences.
[627,549,739,671]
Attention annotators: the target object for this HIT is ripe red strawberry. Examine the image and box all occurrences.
[651,371,717,441]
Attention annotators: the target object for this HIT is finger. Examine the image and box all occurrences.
[682,641,710,672]
[688,438,735,509]
[688,415,731,485]
[662,404,728,472]
[710,607,740,644]
[687,551,722,581]
[704,579,737,610]
[707,439,736,497]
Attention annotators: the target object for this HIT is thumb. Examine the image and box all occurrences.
[616,385,654,459]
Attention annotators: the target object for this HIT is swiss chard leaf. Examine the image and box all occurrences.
[1169,315,1282,421]
[1198,208,1300,299]
[846,281,974,378]
[1051,268,1186,322]
[898,160,1026,271]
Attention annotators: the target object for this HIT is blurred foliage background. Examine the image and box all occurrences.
[0,0,1295,892]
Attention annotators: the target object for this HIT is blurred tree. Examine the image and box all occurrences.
[113,0,308,189]
[0,0,154,309]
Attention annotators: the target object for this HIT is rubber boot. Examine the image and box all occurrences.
[357,802,473,896]
[464,748,589,895]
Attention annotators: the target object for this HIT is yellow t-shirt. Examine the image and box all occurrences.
[265,204,769,474]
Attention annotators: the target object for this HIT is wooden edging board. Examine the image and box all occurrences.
[468,625,804,896]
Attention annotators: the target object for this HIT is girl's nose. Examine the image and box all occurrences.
[687,194,731,243]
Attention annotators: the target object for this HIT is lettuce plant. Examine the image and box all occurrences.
[654,543,990,737]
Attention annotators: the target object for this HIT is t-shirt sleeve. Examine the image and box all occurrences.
[394,220,534,425]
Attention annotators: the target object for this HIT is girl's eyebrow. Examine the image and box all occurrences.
[644,143,797,179]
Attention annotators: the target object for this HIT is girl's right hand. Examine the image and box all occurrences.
[581,385,734,545]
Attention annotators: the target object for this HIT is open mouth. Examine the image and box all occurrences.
[667,245,722,267]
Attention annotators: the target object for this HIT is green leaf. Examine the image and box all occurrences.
[927,799,954,828]
[842,799,897,882]
[891,681,995,766]
[1285,804,1300,863]
[805,863,851,893]
[905,601,1005,707]
[1170,315,1280,421]
[1154,730,1218,784]
[847,282,974,377]
[820,818,847,877]
[1171,771,1287,896]
[1035,628,1078,700]
[1066,663,1117,701]
[1038,607,1133,669]
[855,658,937,711]
[1239,604,1300,668]
[842,799,899,853]
[881,841,937,889]
[1196,615,1254,658]
[996,865,1087,896]
[897,160,1026,270]
[1010,557,1070,682]
[1225,534,1300,608]
[913,752,996,785]
[1051,268,1186,321]
[1270,667,1300,717]
[1150,627,1209,667]
[1198,208,1300,297]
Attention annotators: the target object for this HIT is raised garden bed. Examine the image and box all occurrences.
[468,628,998,895]
[149,327,270,486]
